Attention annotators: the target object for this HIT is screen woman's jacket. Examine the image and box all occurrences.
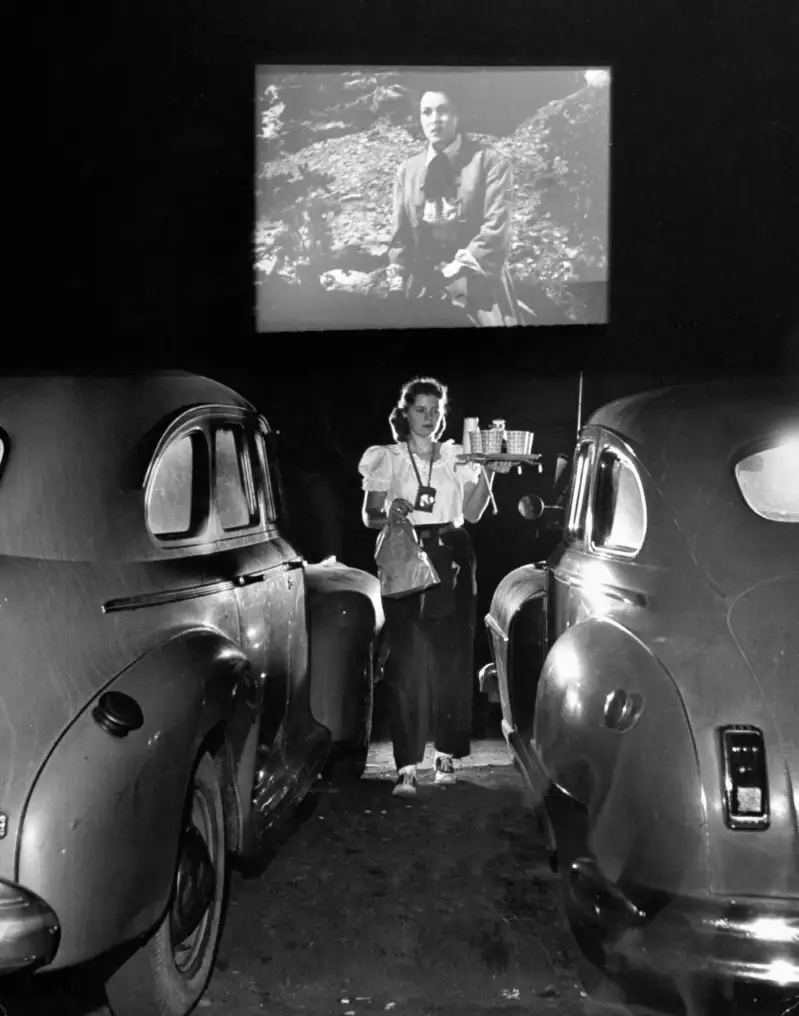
[387,134,514,283]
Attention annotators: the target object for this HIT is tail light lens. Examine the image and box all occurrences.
[720,725,770,830]
[0,879,60,971]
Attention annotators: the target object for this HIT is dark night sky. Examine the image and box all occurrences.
[15,0,799,663]
[18,0,798,361]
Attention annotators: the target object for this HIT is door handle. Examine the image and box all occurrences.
[236,572,266,587]
[236,560,304,587]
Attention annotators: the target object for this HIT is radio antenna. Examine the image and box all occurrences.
[576,371,584,438]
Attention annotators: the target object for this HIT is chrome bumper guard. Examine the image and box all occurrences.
[0,878,60,973]
[573,869,799,989]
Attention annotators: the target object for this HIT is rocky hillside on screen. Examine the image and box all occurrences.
[255,70,609,323]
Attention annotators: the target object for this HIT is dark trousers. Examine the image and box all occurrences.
[382,525,477,770]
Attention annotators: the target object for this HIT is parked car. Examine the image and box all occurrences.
[482,379,799,1010]
[0,372,383,1016]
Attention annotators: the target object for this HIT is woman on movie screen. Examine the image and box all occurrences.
[386,80,526,327]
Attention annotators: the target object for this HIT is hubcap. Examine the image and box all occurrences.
[170,788,217,975]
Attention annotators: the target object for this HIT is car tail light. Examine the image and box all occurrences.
[0,879,60,972]
[720,726,770,830]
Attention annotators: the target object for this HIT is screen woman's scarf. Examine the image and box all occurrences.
[422,150,458,202]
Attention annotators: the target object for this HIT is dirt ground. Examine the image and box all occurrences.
[0,734,663,1016]
[203,740,589,1016]
[4,701,795,1016]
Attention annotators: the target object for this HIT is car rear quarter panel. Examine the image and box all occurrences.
[535,616,709,897]
[0,558,242,880]
[17,627,245,970]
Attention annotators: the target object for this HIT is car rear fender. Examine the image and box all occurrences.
[305,563,383,743]
[16,627,253,971]
[535,617,709,896]
[485,564,549,740]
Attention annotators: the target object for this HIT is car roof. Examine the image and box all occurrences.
[587,377,799,482]
[585,377,799,590]
[0,372,256,561]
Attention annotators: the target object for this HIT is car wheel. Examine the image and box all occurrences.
[323,647,374,783]
[105,752,227,1016]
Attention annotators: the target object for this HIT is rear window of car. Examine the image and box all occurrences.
[735,441,799,523]
[147,431,205,537]
[214,426,258,531]
[591,449,647,554]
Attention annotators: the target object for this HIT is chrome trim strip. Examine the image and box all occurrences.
[102,559,303,613]
[555,570,647,608]
[102,578,237,613]
[485,613,509,642]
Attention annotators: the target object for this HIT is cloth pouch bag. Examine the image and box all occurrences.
[375,518,440,599]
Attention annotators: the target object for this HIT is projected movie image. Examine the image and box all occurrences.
[256,67,610,331]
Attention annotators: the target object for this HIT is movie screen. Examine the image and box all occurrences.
[256,67,610,331]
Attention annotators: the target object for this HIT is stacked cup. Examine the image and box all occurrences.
[480,428,504,455]
[469,430,484,453]
[505,430,534,455]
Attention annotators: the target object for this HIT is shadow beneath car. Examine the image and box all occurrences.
[0,966,109,1016]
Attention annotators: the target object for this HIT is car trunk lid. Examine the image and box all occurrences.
[727,573,799,808]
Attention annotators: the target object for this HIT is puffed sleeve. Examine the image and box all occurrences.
[443,441,482,487]
[358,445,393,492]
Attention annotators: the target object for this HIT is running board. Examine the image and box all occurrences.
[241,726,331,871]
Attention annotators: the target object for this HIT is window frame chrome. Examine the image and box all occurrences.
[588,440,648,559]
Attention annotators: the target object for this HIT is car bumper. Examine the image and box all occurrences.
[505,725,799,990]
[0,879,60,974]
[570,862,799,989]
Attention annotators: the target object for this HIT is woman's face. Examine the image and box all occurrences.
[405,394,443,440]
[420,91,459,148]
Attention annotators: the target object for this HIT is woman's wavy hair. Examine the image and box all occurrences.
[388,376,449,442]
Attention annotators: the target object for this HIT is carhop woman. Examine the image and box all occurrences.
[359,376,510,797]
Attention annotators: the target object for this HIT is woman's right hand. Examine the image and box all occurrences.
[387,497,414,523]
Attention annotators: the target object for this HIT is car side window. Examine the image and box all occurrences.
[566,442,594,541]
[214,426,258,532]
[591,449,647,554]
[254,431,277,524]
[147,431,204,537]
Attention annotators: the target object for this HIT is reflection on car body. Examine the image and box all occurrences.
[484,378,799,1010]
[0,372,383,1016]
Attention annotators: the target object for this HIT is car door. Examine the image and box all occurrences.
[208,417,306,750]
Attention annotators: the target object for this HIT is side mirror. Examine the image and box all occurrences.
[518,495,546,521]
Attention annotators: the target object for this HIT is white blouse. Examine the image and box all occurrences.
[358,440,482,527]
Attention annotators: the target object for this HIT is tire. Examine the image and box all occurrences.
[105,752,227,1016]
